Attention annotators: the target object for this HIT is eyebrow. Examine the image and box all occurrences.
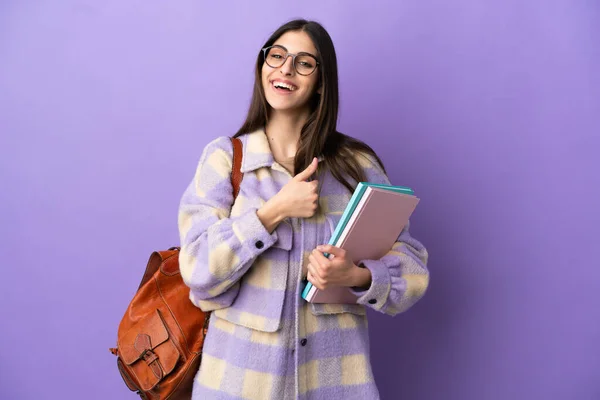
[273,44,318,59]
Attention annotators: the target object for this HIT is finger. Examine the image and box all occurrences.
[307,261,317,277]
[307,271,318,288]
[311,249,330,266]
[317,244,344,258]
[308,254,324,277]
[308,260,327,281]
[293,157,318,181]
[307,270,325,290]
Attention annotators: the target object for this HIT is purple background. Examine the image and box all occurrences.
[1,1,599,399]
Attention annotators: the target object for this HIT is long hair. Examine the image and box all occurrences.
[235,19,386,193]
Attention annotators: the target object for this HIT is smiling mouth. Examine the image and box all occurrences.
[272,81,298,91]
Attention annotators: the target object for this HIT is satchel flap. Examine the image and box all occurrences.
[118,310,170,365]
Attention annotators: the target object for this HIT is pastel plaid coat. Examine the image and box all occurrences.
[178,129,429,399]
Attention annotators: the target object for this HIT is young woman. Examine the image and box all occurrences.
[178,19,429,400]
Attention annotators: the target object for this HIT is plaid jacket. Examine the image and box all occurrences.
[178,129,429,399]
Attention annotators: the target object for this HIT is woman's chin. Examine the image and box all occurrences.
[266,98,310,114]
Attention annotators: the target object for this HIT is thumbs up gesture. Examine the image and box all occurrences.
[274,157,319,219]
[256,157,319,233]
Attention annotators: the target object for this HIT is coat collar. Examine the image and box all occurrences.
[239,128,275,173]
[238,128,324,174]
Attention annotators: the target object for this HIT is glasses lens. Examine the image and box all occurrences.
[265,47,286,68]
[295,55,317,75]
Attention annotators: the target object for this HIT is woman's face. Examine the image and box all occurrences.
[261,30,320,114]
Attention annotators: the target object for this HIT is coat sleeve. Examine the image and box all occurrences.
[177,136,279,311]
[348,153,430,316]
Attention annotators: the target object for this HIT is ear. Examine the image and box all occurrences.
[317,86,322,95]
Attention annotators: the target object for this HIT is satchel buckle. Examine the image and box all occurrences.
[140,348,158,364]
[134,333,164,380]
[139,348,163,380]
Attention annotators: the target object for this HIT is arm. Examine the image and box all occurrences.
[178,137,282,311]
[348,153,430,316]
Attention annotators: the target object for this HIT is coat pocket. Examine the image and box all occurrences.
[309,302,367,316]
[213,249,290,332]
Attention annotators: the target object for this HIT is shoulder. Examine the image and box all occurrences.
[351,149,389,185]
[197,136,235,166]
[335,132,386,173]
[190,136,237,183]
[202,136,234,156]
[353,150,380,168]
[353,150,385,174]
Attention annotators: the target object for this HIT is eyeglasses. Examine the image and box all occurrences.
[262,45,320,76]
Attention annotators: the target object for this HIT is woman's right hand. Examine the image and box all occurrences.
[257,158,319,232]
[275,157,319,218]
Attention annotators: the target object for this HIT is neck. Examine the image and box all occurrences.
[264,108,310,159]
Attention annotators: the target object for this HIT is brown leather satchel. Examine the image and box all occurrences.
[109,137,243,400]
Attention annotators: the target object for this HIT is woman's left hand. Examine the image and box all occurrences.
[307,245,369,290]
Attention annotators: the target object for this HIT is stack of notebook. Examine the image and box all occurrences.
[301,182,420,304]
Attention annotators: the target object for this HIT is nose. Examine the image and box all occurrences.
[279,55,295,76]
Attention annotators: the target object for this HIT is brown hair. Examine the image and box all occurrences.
[235,19,386,193]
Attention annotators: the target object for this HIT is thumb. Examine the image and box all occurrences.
[294,157,318,181]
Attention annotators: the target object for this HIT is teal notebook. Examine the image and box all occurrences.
[301,182,414,300]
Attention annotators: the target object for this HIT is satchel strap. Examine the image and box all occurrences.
[135,138,243,290]
[230,137,243,199]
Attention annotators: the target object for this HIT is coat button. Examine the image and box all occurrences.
[255,240,264,249]
[368,299,377,304]
[300,338,307,346]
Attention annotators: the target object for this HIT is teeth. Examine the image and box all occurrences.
[273,81,296,91]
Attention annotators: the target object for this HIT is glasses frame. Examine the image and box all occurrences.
[261,45,320,76]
